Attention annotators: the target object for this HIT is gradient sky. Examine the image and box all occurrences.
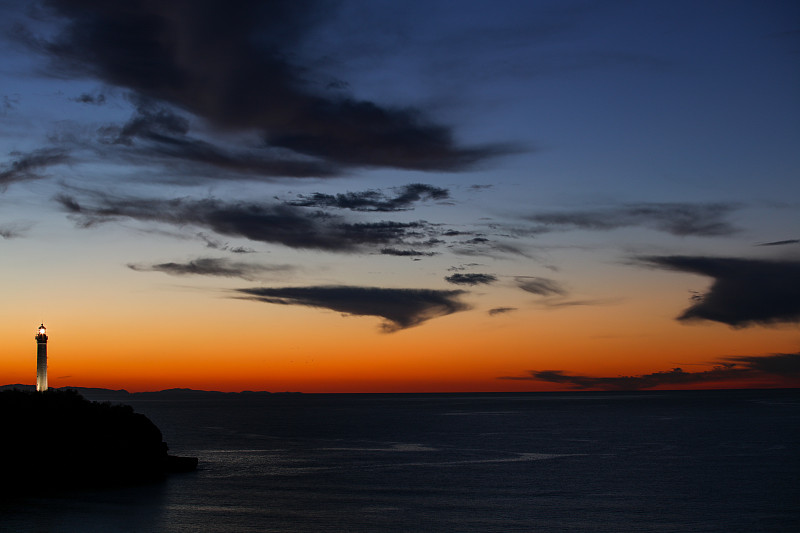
[1,0,798,392]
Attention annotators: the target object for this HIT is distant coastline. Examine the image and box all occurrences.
[0,384,299,401]
[1,384,796,399]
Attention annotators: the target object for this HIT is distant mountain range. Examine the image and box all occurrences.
[0,384,296,401]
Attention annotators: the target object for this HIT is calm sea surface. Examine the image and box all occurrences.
[1,389,798,532]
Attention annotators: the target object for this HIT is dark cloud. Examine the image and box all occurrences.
[756,239,799,247]
[0,148,69,188]
[288,183,449,211]
[72,92,106,105]
[515,276,566,297]
[32,0,505,172]
[724,352,800,375]
[488,307,517,316]
[499,352,800,390]
[524,203,739,236]
[236,285,469,332]
[637,255,800,327]
[445,273,497,286]
[380,248,436,257]
[128,257,293,280]
[91,100,339,180]
[57,191,436,253]
[104,99,190,143]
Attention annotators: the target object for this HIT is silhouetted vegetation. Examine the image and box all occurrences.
[0,388,196,496]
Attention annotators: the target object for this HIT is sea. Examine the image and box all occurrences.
[1,389,798,532]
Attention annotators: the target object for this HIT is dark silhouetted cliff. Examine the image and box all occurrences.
[0,388,196,496]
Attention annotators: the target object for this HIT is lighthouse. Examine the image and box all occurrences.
[35,324,48,392]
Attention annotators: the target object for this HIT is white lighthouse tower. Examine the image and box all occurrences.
[35,324,48,392]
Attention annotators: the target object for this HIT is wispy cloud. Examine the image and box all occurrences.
[57,191,438,253]
[451,240,530,258]
[0,148,69,189]
[535,298,620,309]
[2,94,20,114]
[488,307,517,316]
[445,273,497,286]
[128,258,294,281]
[499,352,800,390]
[514,276,615,309]
[636,255,800,327]
[756,239,799,247]
[197,233,255,254]
[236,285,469,332]
[0,223,32,239]
[71,92,106,105]
[448,263,482,271]
[288,183,449,211]
[515,276,567,297]
[89,98,338,181]
[523,203,739,237]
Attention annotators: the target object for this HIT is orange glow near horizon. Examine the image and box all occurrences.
[2,305,797,393]
[0,271,796,393]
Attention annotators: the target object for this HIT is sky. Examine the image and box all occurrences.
[1,0,798,392]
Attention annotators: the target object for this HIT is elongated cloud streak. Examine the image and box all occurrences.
[128,258,294,280]
[524,203,739,236]
[57,192,434,253]
[289,184,449,212]
[0,148,69,188]
[500,352,800,390]
[488,307,517,316]
[756,239,799,247]
[445,273,497,286]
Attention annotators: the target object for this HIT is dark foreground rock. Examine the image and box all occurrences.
[0,388,196,496]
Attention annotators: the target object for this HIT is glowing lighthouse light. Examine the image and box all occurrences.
[35,324,48,392]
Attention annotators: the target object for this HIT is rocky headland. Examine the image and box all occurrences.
[0,388,196,496]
